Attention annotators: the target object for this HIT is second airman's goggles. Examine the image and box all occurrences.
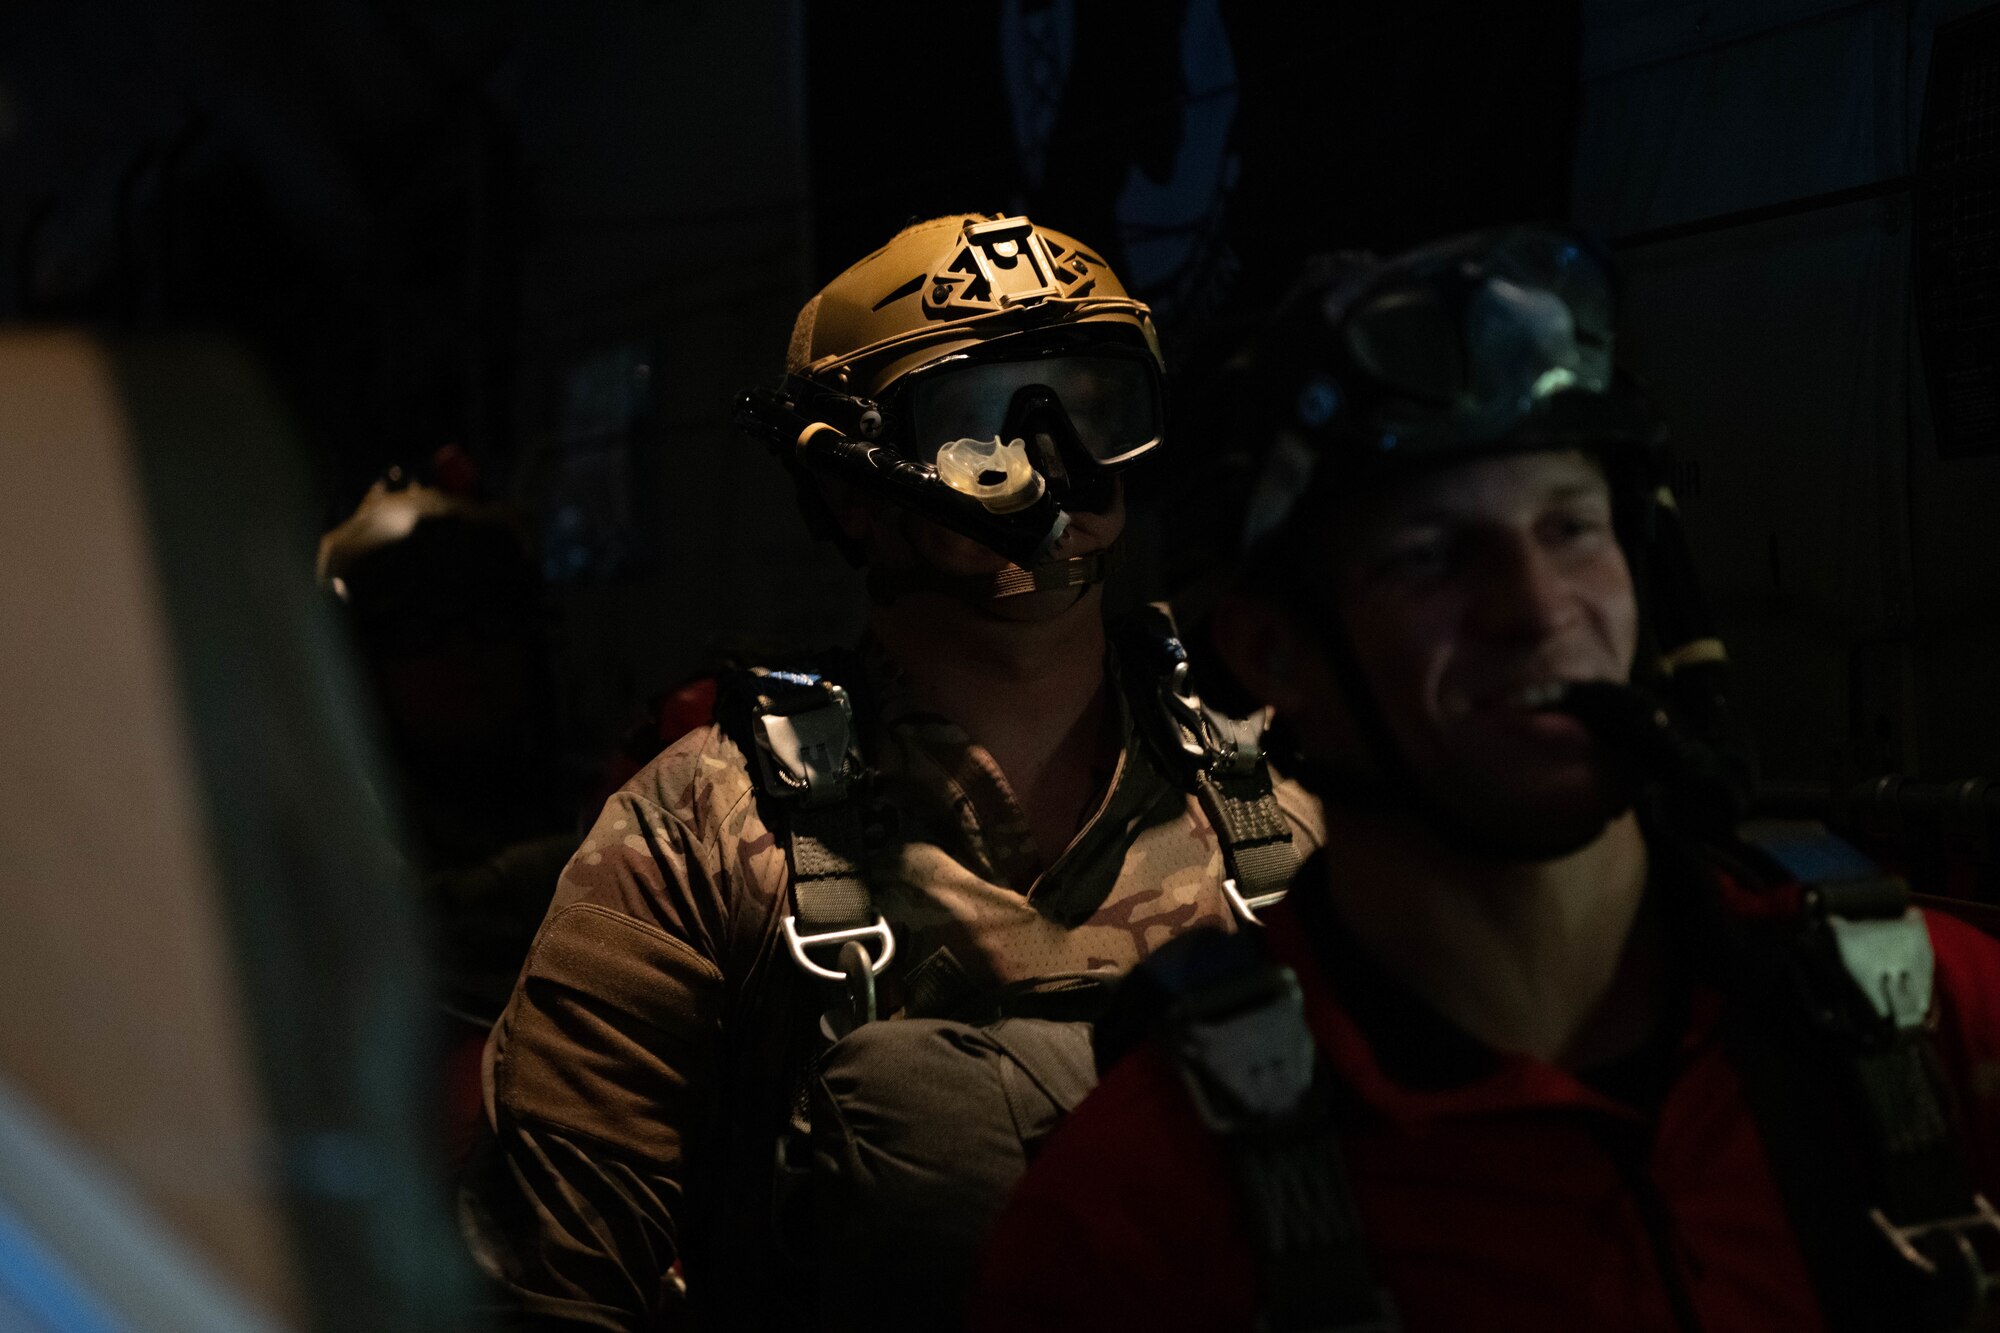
[1241,228,1664,553]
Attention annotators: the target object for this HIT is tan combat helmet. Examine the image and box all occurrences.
[742,214,1167,597]
[744,211,1168,592]
[787,213,1161,398]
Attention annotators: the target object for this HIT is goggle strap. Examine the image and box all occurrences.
[986,548,1115,599]
[799,297,1153,384]
[866,547,1116,604]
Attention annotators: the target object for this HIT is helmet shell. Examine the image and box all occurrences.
[787,214,1161,398]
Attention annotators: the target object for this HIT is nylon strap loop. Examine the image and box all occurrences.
[788,803,874,933]
[1198,770,1299,917]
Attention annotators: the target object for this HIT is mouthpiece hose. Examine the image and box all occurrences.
[734,388,1068,566]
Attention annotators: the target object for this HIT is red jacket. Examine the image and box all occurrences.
[974,889,2000,1333]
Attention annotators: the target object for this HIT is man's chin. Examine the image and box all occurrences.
[869,571,1098,626]
[1441,770,1633,863]
[1458,806,1621,863]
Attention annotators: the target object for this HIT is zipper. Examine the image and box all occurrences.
[1618,1143,1707,1333]
[1024,739,1128,901]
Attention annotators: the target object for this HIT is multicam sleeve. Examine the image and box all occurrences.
[466,731,751,1330]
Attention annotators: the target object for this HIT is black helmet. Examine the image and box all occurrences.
[1236,227,1665,559]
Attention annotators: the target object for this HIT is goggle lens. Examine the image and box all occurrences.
[1344,235,1616,445]
[907,353,1161,466]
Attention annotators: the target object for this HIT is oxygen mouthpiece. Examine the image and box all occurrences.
[935,436,1048,515]
[733,387,1071,567]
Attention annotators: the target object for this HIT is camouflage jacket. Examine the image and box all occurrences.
[469,643,1323,1330]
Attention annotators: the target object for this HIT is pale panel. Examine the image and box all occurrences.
[0,331,304,1327]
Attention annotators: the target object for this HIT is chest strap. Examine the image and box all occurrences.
[1121,930,1399,1333]
[1731,820,1998,1332]
[737,668,893,1028]
[1121,607,1301,924]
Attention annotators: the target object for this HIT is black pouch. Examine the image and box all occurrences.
[809,1014,1098,1333]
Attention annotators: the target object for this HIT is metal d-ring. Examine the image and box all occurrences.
[781,915,897,983]
[1221,877,1289,927]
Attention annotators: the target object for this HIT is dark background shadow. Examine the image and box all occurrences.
[4,0,1995,791]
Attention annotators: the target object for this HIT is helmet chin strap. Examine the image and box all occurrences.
[866,547,1116,605]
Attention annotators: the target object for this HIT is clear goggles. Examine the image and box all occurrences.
[1239,230,1658,554]
[1338,230,1620,450]
[895,340,1165,468]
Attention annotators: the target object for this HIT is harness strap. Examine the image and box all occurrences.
[1118,605,1301,923]
[1730,821,1998,1332]
[735,667,892,1025]
[1125,930,1399,1333]
[865,547,1116,604]
[1200,766,1301,921]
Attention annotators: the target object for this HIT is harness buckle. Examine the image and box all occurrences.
[1203,706,1268,776]
[1826,906,1935,1030]
[1160,658,1211,763]
[1160,659,1266,776]
[1870,1194,2000,1297]
[750,680,856,808]
[1169,963,1317,1135]
[1221,876,1288,927]
[781,914,897,984]
[837,939,879,1028]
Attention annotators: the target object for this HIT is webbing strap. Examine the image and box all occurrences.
[1199,769,1300,908]
[984,549,1113,599]
[1138,930,1398,1333]
[1853,1042,1965,1214]
[1727,961,1991,1332]
[746,670,889,1288]
[733,669,887,1005]
[1117,605,1300,921]
[788,802,874,934]
[1226,1131,1394,1333]
[865,547,1114,604]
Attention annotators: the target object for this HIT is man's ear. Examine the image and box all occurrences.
[1211,588,1313,718]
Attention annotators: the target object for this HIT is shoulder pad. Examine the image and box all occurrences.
[1098,927,1320,1132]
[1738,819,1933,1032]
[1093,928,1256,1075]
[717,660,866,809]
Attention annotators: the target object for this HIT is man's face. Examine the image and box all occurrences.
[1297,449,1640,854]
